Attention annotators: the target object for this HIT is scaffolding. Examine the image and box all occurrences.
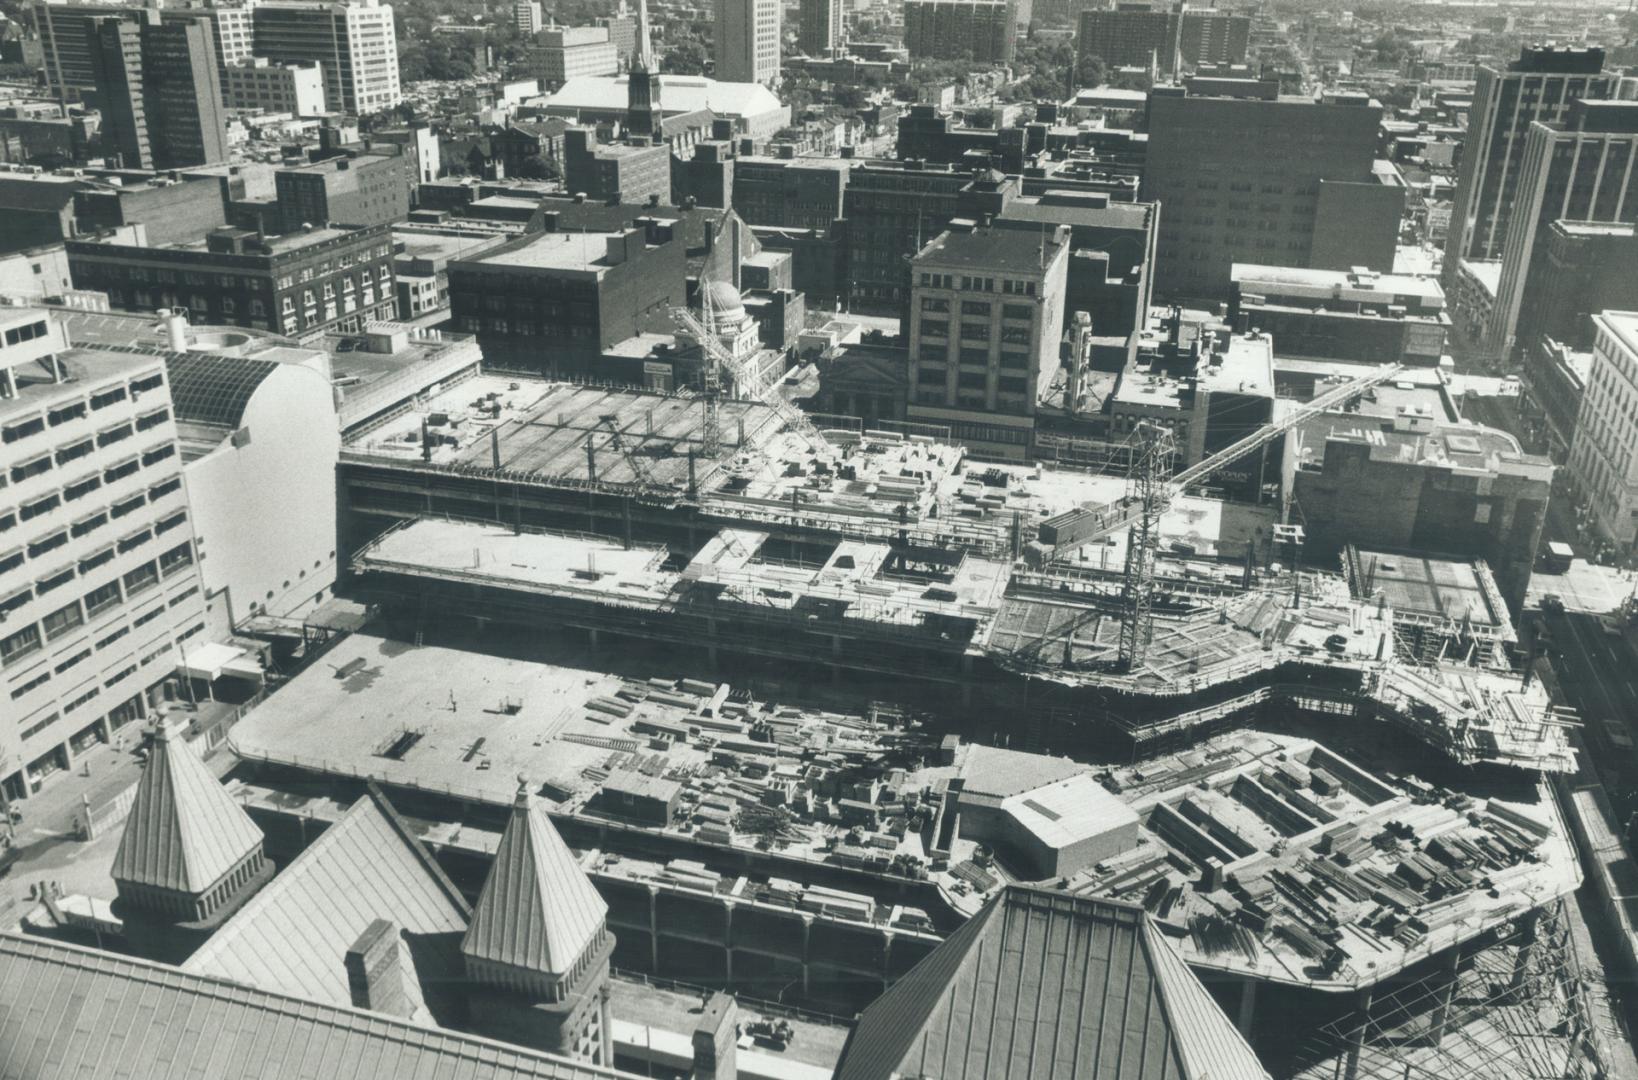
[1290,901,1609,1080]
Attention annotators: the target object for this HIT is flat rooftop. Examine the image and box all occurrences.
[913,224,1067,274]
[1596,310,1638,361]
[0,342,162,424]
[472,229,633,271]
[1352,549,1507,629]
[1233,262,1445,310]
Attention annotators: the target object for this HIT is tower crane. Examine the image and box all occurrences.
[671,284,830,460]
[1029,362,1407,671]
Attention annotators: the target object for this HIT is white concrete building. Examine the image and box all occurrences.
[715,0,781,86]
[252,0,401,116]
[0,308,211,801]
[1567,311,1638,549]
[528,26,619,86]
[513,0,543,34]
[223,58,327,116]
[166,344,340,629]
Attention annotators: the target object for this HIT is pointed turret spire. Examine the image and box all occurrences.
[461,777,609,996]
[112,722,265,921]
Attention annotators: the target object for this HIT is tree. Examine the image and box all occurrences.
[666,40,709,76]
[1076,53,1107,88]
[513,155,556,181]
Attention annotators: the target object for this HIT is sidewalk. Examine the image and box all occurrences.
[0,699,246,928]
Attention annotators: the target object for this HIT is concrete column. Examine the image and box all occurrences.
[882,932,894,992]
[1236,977,1257,1038]
[1342,989,1373,1080]
[588,627,600,651]
[598,982,613,1067]
[723,902,734,985]
[1508,909,1541,995]
[95,714,114,743]
[648,886,660,971]
[1427,948,1462,1046]
[801,915,812,998]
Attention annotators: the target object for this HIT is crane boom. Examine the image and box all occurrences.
[672,305,830,456]
[1039,362,1405,559]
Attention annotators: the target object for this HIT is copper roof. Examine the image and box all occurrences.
[183,788,471,1020]
[0,932,640,1080]
[110,724,264,896]
[834,885,1270,1080]
[462,779,609,979]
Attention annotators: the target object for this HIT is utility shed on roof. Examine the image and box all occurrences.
[997,773,1142,879]
[833,885,1270,1080]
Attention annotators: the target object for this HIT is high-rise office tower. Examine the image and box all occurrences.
[1076,3,1247,77]
[903,0,1017,63]
[715,0,780,85]
[798,0,842,57]
[1443,46,1617,282]
[513,0,543,35]
[1143,85,1400,300]
[32,1,148,101]
[90,14,229,170]
[1487,100,1638,358]
[162,3,255,94]
[253,0,402,116]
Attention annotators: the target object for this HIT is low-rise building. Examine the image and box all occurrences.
[562,128,670,207]
[447,219,685,372]
[66,223,398,344]
[222,58,325,116]
[1519,336,1589,464]
[1229,263,1449,365]
[906,221,1070,460]
[527,26,619,86]
[393,227,507,320]
[1565,311,1638,551]
[1287,401,1552,611]
[274,146,414,234]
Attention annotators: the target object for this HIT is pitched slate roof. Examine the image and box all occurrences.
[110,723,264,896]
[834,885,1270,1080]
[462,779,608,979]
[183,788,471,1020]
[0,932,641,1080]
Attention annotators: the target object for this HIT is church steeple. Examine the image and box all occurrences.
[627,0,661,140]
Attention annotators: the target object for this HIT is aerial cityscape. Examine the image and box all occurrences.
[0,0,1636,1076]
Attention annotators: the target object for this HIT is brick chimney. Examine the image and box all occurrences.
[691,992,738,1080]
[345,919,409,1017]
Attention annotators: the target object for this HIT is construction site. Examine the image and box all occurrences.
[336,328,1572,775]
[257,284,1616,1079]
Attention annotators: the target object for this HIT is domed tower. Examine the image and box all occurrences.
[695,275,763,390]
[462,777,616,1064]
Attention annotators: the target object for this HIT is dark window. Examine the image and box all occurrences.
[84,580,121,616]
[37,567,75,595]
[97,424,133,448]
[2,416,44,444]
[41,601,83,641]
[159,543,194,577]
[142,444,176,467]
[0,624,41,665]
[28,530,67,558]
[123,561,159,596]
